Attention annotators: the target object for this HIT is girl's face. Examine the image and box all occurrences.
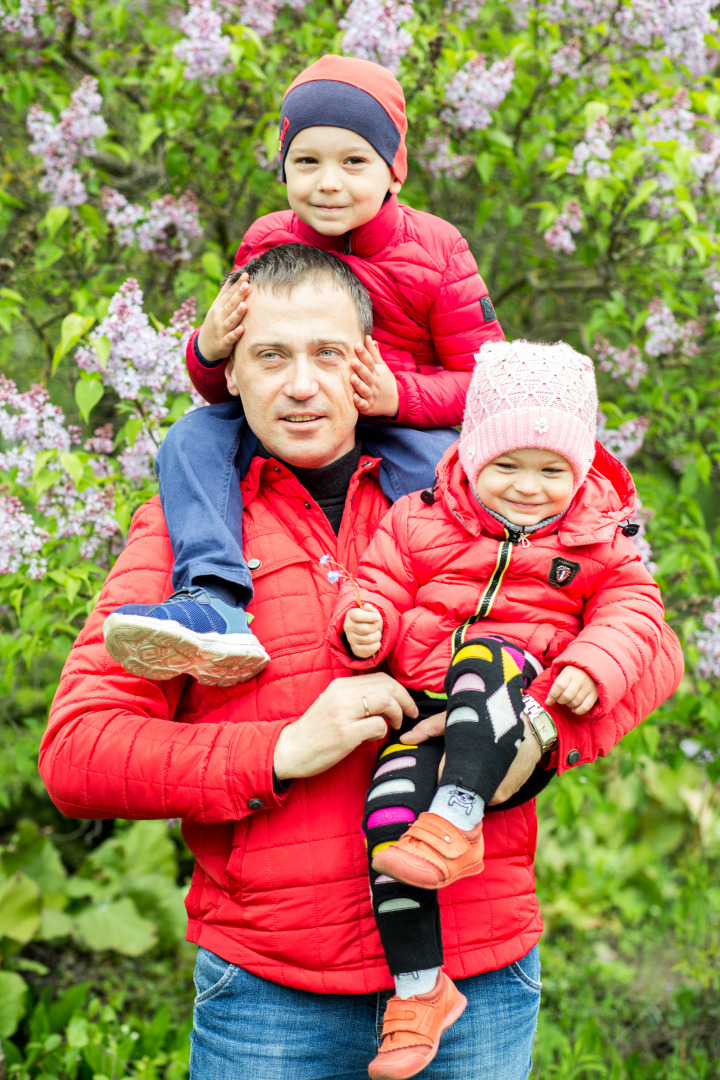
[474,448,575,526]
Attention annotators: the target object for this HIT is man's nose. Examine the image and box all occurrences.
[285,357,319,400]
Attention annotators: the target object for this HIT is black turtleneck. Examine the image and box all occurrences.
[262,442,363,535]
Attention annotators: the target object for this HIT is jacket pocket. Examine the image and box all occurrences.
[246,549,326,659]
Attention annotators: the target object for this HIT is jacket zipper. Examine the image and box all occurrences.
[452,528,519,652]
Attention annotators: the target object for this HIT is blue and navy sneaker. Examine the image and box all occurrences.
[103,587,270,686]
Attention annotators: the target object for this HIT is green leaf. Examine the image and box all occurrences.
[92,335,111,369]
[41,205,70,240]
[475,151,495,185]
[52,313,95,373]
[74,377,105,422]
[139,114,163,156]
[0,971,28,1038]
[0,871,42,943]
[583,101,609,125]
[676,199,698,225]
[73,897,157,956]
[59,452,84,486]
[623,179,658,216]
[202,251,225,281]
[0,189,25,208]
[637,219,659,246]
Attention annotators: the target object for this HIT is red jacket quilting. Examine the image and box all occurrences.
[40,452,683,993]
[186,195,504,427]
[327,441,684,772]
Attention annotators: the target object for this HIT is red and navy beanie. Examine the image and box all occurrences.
[279,55,408,184]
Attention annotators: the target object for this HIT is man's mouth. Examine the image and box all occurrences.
[283,414,323,424]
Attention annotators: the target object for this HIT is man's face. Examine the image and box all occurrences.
[226,279,361,468]
[284,127,402,237]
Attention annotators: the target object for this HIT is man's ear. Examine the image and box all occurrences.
[225,357,240,398]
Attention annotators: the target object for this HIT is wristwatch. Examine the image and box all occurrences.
[521,695,558,754]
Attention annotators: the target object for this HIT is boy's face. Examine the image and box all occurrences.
[284,127,402,236]
[473,448,575,526]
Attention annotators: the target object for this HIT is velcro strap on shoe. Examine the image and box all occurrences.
[381,1001,438,1045]
[405,814,470,859]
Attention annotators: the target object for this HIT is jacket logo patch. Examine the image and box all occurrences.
[549,557,580,587]
[480,296,496,323]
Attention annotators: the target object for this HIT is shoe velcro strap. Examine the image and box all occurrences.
[405,815,470,859]
[382,1003,439,1045]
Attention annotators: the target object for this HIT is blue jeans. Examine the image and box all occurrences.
[189,945,541,1079]
[155,401,458,598]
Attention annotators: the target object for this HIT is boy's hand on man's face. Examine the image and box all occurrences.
[197,273,250,363]
[351,336,399,419]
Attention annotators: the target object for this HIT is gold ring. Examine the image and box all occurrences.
[362,696,370,718]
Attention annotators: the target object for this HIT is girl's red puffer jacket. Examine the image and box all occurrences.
[185,195,504,427]
[327,441,683,760]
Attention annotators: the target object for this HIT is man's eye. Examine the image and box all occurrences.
[319,349,340,358]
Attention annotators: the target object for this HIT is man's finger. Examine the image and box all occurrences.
[400,711,446,744]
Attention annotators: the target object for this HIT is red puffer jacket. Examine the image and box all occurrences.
[40,452,682,992]
[186,195,504,427]
[327,442,684,772]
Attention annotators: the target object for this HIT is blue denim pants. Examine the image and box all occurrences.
[155,401,458,598]
[189,945,541,1080]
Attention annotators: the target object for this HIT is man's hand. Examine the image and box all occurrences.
[196,273,250,363]
[400,710,543,805]
[546,665,599,716]
[351,336,400,418]
[344,605,383,658]
[273,673,418,781]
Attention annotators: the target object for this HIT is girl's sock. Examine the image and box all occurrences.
[394,966,440,999]
[429,784,485,831]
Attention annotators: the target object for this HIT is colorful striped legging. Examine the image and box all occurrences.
[362,635,544,975]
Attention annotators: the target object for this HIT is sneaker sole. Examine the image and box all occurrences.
[103,614,270,686]
[368,988,468,1080]
[372,846,484,890]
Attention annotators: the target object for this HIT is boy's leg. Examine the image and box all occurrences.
[358,425,458,502]
[373,638,541,891]
[103,403,269,686]
[364,708,469,1080]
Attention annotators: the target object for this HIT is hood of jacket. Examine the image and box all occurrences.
[433,440,637,549]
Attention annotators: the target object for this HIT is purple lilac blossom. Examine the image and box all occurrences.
[0,495,48,579]
[692,597,720,681]
[1,0,47,43]
[418,135,474,179]
[594,335,648,389]
[544,200,583,255]
[567,117,612,179]
[26,76,107,207]
[596,410,649,465]
[75,280,201,419]
[644,299,701,358]
[442,54,515,131]
[549,39,582,85]
[173,0,232,90]
[339,0,414,74]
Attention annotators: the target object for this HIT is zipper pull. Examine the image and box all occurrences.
[343,232,351,255]
[520,535,531,548]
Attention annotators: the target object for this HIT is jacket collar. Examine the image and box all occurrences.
[242,449,381,510]
[293,195,402,258]
[434,441,638,547]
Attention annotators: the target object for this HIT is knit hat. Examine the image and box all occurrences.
[279,55,408,183]
[459,340,598,495]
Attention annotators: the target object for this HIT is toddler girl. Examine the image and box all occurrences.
[327,340,666,1080]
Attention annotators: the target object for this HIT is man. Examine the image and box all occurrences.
[40,244,683,1080]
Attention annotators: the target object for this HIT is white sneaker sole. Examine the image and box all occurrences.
[103,613,270,686]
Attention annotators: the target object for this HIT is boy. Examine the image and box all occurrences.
[104,54,504,684]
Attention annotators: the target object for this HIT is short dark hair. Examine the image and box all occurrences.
[227,244,373,339]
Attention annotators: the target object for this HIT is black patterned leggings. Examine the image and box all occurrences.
[363,635,544,975]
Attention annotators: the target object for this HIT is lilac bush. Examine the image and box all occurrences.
[441,54,515,132]
[340,0,414,73]
[26,77,107,207]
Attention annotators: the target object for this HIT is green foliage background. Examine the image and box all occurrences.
[1,0,719,1076]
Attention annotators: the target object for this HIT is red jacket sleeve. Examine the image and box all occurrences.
[39,500,291,824]
[395,236,505,429]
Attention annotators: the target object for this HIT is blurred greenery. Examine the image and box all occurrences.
[1,0,719,1076]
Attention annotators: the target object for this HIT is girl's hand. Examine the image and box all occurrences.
[351,337,399,419]
[197,273,250,363]
[546,665,599,716]
[344,605,383,659]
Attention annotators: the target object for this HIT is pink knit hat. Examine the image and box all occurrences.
[459,340,598,495]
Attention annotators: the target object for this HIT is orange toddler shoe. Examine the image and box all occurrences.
[368,971,467,1080]
[371,812,484,889]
